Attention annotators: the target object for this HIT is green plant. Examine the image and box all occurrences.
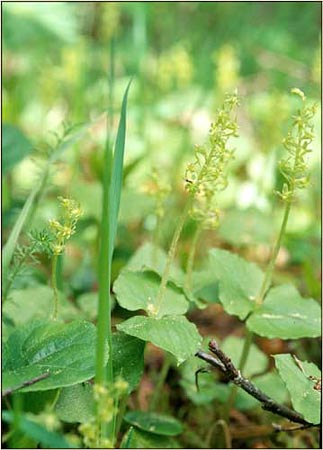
[193,89,320,429]
[2,87,320,450]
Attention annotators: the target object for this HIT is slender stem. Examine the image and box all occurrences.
[152,215,162,266]
[149,354,171,411]
[95,36,116,444]
[52,255,59,320]
[185,224,202,292]
[155,202,190,317]
[255,201,292,306]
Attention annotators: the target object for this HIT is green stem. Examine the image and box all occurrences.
[52,255,59,320]
[152,215,162,266]
[149,354,171,411]
[95,37,116,445]
[185,224,202,292]
[255,201,292,306]
[155,202,190,317]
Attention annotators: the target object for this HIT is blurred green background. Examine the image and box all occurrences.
[2,1,321,300]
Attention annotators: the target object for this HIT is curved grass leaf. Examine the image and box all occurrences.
[117,315,202,365]
[247,284,321,338]
[2,411,77,448]
[274,354,321,424]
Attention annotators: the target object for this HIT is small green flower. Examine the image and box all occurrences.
[185,91,239,229]
[276,88,317,203]
[48,197,82,255]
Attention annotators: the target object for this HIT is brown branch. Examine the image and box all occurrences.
[2,372,51,397]
[195,340,316,427]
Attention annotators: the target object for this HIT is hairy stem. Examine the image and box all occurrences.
[52,255,59,320]
[255,201,292,306]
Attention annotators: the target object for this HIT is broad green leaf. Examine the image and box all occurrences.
[3,285,80,328]
[274,354,321,424]
[124,242,203,308]
[112,332,145,393]
[120,426,180,449]
[194,249,264,319]
[2,411,76,448]
[117,315,202,365]
[247,284,321,338]
[193,281,220,304]
[125,242,185,288]
[221,336,268,377]
[113,270,188,317]
[2,124,33,174]
[124,411,183,436]
[3,320,108,392]
[55,383,95,423]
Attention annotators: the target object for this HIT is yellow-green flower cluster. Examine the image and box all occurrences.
[48,197,82,255]
[142,168,171,219]
[276,88,317,203]
[78,379,129,448]
[185,92,239,229]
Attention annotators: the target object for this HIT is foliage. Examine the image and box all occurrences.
[2,2,321,449]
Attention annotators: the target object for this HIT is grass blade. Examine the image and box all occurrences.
[95,79,132,442]
[109,79,132,259]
